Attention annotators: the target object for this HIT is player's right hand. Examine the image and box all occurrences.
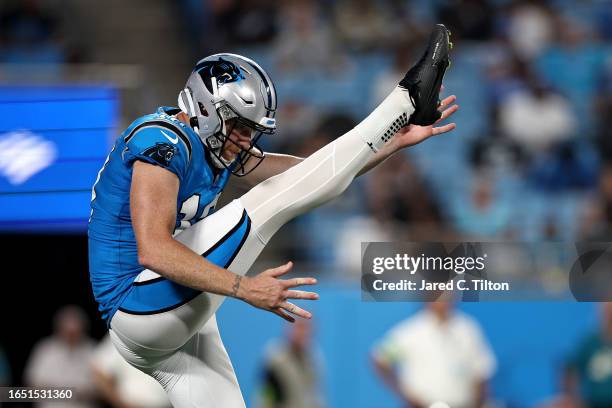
[240,261,319,322]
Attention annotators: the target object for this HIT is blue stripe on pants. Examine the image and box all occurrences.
[118,211,250,315]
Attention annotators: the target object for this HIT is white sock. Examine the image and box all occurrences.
[355,86,415,152]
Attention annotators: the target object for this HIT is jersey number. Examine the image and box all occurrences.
[178,193,220,230]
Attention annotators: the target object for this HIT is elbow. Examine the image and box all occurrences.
[137,251,154,270]
[134,225,174,270]
[137,240,166,270]
[137,249,155,270]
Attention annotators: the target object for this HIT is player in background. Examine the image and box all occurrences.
[89,25,456,407]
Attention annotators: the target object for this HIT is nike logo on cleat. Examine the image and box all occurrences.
[432,42,440,60]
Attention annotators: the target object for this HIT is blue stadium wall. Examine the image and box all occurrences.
[217,285,598,408]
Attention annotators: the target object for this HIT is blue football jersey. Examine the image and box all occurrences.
[88,106,231,323]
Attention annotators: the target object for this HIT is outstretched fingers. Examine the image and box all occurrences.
[267,261,294,277]
[277,283,319,322]
[283,277,317,288]
[438,94,456,110]
[431,122,456,136]
[281,301,312,319]
[285,289,319,300]
[435,104,459,126]
[273,308,295,323]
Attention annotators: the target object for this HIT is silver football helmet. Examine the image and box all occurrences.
[178,53,277,176]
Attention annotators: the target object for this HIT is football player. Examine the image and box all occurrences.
[89,25,456,407]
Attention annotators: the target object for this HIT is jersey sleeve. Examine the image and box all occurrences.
[123,124,190,180]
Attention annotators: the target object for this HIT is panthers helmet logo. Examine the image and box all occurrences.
[196,58,245,94]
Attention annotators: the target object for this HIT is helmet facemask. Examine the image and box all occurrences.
[207,102,273,177]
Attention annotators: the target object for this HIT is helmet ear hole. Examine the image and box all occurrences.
[198,102,209,117]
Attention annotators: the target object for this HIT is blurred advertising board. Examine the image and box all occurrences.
[0,85,117,232]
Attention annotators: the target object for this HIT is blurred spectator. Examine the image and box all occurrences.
[332,0,398,52]
[499,71,599,190]
[274,0,347,75]
[527,140,599,192]
[485,51,532,108]
[256,319,326,408]
[371,42,417,106]
[503,0,555,59]
[364,153,445,236]
[492,49,599,194]
[499,79,576,153]
[226,0,278,45]
[178,0,277,54]
[564,303,612,408]
[0,0,64,64]
[535,16,605,131]
[437,0,495,41]
[372,302,496,408]
[270,100,320,152]
[595,1,612,41]
[595,57,612,162]
[211,0,277,48]
[334,214,394,277]
[25,305,98,408]
[451,174,513,238]
[92,334,170,408]
[582,165,612,240]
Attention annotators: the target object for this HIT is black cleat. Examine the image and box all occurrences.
[399,24,452,126]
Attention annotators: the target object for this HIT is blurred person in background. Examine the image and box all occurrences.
[371,42,418,106]
[362,151,445,238]
[0,0,62,63]
[582,165,612,241]
[499,78,576,154]
[562,302,612,408]
[24,305,99,408]
[451,174,513,239]
[217,0,278,46]
[595,58,612,164]
[580,58,612,240]
[270,99,320,153]
[502,0,555,59]
[372,301,496,408]
[274,0,348,74]
[497,75,599,195]
[332,0,398,52]
[92,334,171,408]
[256,319,326,408]
[536,15,605,128]
[0,0,86,64]
[437,0,495,42]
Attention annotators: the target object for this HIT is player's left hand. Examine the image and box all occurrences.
[240,261,319,323]
[392,94,458,150]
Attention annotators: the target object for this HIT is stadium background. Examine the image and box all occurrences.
[0,0,611,407]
